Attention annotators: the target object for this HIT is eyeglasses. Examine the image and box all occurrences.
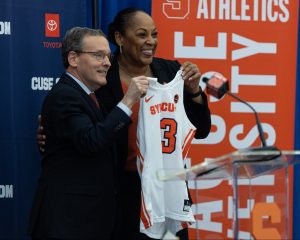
[75,51,113,62]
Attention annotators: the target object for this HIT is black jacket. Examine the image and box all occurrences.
[28,73,131,239]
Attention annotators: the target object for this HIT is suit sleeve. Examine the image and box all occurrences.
[44,88,131,155]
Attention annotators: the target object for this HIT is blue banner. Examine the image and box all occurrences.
[0,0,90,238]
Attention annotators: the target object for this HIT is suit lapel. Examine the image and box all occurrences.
[60,73,104,121]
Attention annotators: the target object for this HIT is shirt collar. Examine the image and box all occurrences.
[66,72,92,95]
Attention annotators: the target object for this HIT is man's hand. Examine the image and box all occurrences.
[121,76,149,109]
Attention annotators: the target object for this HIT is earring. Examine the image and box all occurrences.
[119,45,122,54]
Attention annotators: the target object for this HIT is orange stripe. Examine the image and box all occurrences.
[182,129,196,159]
[140,191,151,229]
[182,129,194,152]
[182,129,193,149]
[136,142,144,173]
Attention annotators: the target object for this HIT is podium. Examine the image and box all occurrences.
[158,149,300,239]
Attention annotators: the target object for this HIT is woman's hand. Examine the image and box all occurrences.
[181,61,203,103]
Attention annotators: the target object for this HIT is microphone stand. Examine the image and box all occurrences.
[225,91,280,161]
[226,92,266,147]
[202,75,280,159]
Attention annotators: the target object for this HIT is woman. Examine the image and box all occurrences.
[37,8,211,240]
[96,8,211,240]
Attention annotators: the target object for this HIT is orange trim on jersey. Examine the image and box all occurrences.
[136,141,144,173]
[140,190,151,229]
[182,129,196,159]
[182,129,193,148]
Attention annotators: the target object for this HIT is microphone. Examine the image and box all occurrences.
[202,72,229,99]
[202,72,268,147]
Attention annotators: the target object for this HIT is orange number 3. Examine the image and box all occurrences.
[160,118,177,154]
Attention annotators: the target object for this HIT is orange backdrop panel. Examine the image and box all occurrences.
[152,0,299,239]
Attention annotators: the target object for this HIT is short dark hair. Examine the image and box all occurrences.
[108,8,148,46]
[61,27,106,69]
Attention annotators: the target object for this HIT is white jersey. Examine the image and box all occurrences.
[136,70,196,239]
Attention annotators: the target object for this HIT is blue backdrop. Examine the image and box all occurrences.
[0,0,299,239]
[0,0,90,238]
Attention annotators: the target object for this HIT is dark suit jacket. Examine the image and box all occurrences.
[96,56,211,169]
[28,73,131,239]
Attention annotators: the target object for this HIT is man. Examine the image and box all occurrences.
[28,27,149,240]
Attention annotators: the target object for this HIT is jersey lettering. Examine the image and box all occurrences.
[150,102,175,115]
